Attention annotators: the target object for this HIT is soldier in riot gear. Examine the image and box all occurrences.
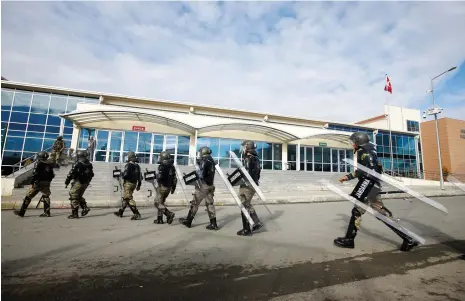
[65,150,93,219]
[153,151,177,224]
[179,146,218,230]
[114,151,142,220]
[14,151,55,217]
[237,140,264,236]
[335,132,418,252]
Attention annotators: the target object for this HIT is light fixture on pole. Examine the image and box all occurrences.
[424,66,456,190]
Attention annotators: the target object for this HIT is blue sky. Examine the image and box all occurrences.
[1,1,464,123]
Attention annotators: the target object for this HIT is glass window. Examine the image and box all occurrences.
[8,123,27,131]
[5,136,25,151]
[64,119,73,127]
[66,97,83,113]
[11,92,32,112]
[1,89,14,111]
[2,151,22,166]
[230,140,241,158]
[45,133,60,140]
[197,137,219,157]
[255,142,263,159]
[63,127,73,134]
[64,134,72,141]
[138,132,151,153]
[46,115,61,126]
[274,162,282,170]
[110,131,123,151]
[124,131,138,152]
[45,126,60,134]
[30,93,50,114]
[27,124,45,132]
[219,138,232,158]
[8,130,26,137]
[42,139,55,150]
[300,146,305,163]
[26,132,44,138]
[287,144,297,161]
[177,136,190,155]
[273,144,282,160]
[23,138,43,153]
[262,143,272,160]
[153,135,164,153]
[1,110,10,122]
[306,147,313,162]
[9,111,29,123]
[322,147,330,163]
[96,130,109,150]
[28,113,47,125]
[49,96,67,114]
[262,161,272,170]
[314,147,322,163]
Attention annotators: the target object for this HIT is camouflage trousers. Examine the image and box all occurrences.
[50,150,62,163]
[123,181,137,207]
[154,185,171,214]
[69,181,89,210]
[190,183,216,219]
[24,181,51,213]
[239,185,257,215]
[352,186,390,231]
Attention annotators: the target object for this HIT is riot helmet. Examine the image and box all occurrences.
[57,135,63,140]
[126,151,137,162]
[197,146,212,158]
[158,151,171,162]
[76,150,88,159]
[241,140,256,154]
[36,151,49,162]
[349,132,370,149]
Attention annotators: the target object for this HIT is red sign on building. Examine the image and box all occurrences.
[132,126,146,132]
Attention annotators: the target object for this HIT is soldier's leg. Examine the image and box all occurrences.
[125,183,141,220]
[161,187,175,225]
[334,205,365,248]
[39,182,52,217]
[179,186,203,228]
[14,185,39,217]
[237,186,253,236]
[153,187,166,224]
[79,184,90,217]
[68,183,81,219]
[370,195,419,252]
[205,186,219,230]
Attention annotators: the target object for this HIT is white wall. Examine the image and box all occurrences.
[384,105,421,132]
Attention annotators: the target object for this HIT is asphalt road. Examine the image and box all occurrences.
[2,196,465,301]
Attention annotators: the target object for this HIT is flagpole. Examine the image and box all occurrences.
[385,74,394,174]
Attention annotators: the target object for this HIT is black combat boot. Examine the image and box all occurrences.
[39,199,51,217]
[334,216,357,249]
[206,218,219,230]
[68,208,79,219]
[237,212,252,236]
[114,202,127,217]
[179,207,195,228]
[381,221,419,252]
[81,204,90,217]
[129,205,141,220]
[250,211,263,232]
[164,209,175,225]
[155,209,164,224]
[13,197,31,217]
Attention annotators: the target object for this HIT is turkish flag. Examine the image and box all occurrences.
[384,76,392,94]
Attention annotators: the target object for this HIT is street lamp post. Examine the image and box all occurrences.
[424,66,456,190]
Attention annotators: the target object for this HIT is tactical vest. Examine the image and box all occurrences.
[35,161,55,182]
[158,160,176,187]
[200,156,215,186]
[75,161,94,184]
[123,162,141,184]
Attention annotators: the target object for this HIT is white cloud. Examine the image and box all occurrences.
[1,1,465,123]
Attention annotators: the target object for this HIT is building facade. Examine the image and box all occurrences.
[1,80,424,178]
[420,117,465,180]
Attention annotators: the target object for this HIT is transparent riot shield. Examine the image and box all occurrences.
[448,175,465,193]
[111,164,124,209]
[143,167,158,206]
[173,163,191,206]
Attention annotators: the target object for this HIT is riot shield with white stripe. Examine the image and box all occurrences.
[321,179,426,244]
[229,151,273,216]
[173,162,190,206]
[343,158,448,215]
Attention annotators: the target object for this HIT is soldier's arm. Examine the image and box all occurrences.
[122,163,130,179]
[65,162,77,186]
[31,162,40,184]
[346,153,375,180]
[157,164,164,183]
[172,166,178,187]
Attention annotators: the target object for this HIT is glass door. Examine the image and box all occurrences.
[108,131,123,163]
[95,130,109,162]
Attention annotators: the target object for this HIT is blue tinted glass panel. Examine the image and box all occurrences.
[314,147,322,163]
[26,132,44,138]
[177,136,190,155]
[230,140,241,158]
[12,92,32,112]
[153,135,164,153]
[165,135,176,155]
[42,139,55,150]
[21,152,36,162]
[255,142,263,159]
[1,110,10,122]
[45,133,60,139]
[138,133,151,153]
[49,96,67,114]
[10,111,29,123]
[8,130,25,137]
[1,89,14,111]
[219,139,232,158]
[110,131,122,151]
[64,140,71,148]
[66,97,83,112]
[5,136,25,151]
[263,143,272,160]
[96,130,109,149]
[9,123,27,131]
[63,127,73,134]
[28,113,47,125]
[64,134,72,140]
[27,124,45,132]
[124,131,138,152]
[46,115,61,126]
[2,151,22,165]
[30,93,50,114]
[23,138,43,152]
[1,122,7,129]
[45,126,60,134]
[274,144,282,161]
[64,119,73,127]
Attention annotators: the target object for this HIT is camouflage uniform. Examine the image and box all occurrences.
[180,147,219,230]
[335,132,418,252]
[237,140,264,236]
[114,151,142,220]
[153,151,177,224]
[65,150,93,219]
[51,136,65,165]
[14,152,55,217]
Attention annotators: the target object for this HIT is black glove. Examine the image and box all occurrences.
[136,185,141,191]
[170,186,176,194]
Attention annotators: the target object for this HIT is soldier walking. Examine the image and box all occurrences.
[153,151,177,224]
[114,151,142,220]
[14,151,55,217]
[51,135,65,168]
[65,150,94,219]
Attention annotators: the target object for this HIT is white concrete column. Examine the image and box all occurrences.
[282,142,288,170]
[71,125,80,151]
[188,130,197,165]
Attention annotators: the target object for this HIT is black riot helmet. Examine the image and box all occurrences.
[126,151,137,162]
[197,146,212,158]
[57,135,63,140]
[76,150,88,160]
[158,151,171,162]
[241,140,256,154]
[36,151,49,162]
[349,132,370,148]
